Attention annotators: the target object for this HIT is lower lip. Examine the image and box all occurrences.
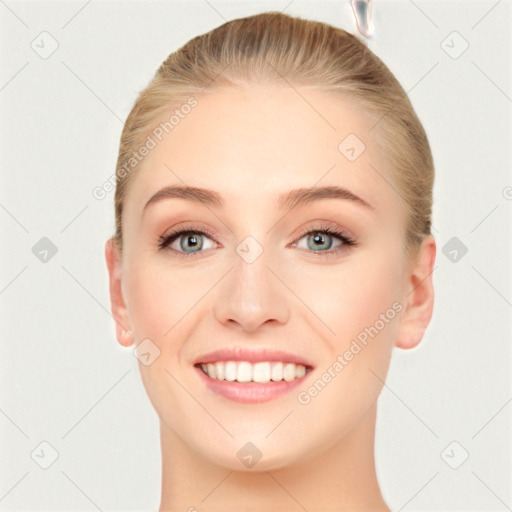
[194,366,311,404]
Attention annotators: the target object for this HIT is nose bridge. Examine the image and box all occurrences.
[213,231,290,331]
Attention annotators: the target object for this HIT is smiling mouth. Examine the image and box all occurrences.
[194,360,313,383]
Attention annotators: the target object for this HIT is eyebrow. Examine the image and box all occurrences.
[142,184,374,215]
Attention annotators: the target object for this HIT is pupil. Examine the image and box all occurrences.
[182,234,201,251]
[310,232,331,251]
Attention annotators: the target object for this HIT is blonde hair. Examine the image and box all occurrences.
[113,11,434,262]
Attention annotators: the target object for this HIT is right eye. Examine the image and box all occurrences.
[158,228,218,257]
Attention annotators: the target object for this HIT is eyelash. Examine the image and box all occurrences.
[157,222,357,259]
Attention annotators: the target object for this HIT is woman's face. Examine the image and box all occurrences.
[111,85,419,470]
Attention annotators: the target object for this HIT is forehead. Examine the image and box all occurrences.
[125,84,391,214]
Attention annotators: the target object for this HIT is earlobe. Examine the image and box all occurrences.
[394,234,436,350]
[105,237,133,347]
[119,329,134,347]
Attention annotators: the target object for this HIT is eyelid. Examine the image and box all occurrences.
[293,220,355,242]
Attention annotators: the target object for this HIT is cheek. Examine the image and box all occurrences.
[122,260,194,417]
[124,255,199,340]
[293,252,402,430]
[126,273,170,339]
[294,247,403,349]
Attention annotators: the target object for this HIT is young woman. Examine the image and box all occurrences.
[105,11,436,511]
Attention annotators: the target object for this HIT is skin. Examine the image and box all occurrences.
[105,84,436,511]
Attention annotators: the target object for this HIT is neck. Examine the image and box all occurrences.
[159,404,389,512]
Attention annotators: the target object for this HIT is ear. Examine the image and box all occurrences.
[105,237,133,347]
[395,234,436,350]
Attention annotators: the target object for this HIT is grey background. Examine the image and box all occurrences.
[1,0,511,510]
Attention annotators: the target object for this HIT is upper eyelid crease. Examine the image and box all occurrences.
[143,185,375,216]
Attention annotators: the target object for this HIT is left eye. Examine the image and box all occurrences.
[295,230,344,252]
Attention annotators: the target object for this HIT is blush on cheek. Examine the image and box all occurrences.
[321,268,402,371]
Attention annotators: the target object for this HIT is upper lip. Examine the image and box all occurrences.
[193,347,314,368]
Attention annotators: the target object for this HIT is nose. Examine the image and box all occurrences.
[213,243,290,333]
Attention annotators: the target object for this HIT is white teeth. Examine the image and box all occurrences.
[225,361,237,381]
[206,363,216,379]
[295,364,306,378]
[253,362,271,383]
[283,363,296,382]
[237,361,252,383]
[271,362,283,381]
[215,361,225,380]
[199,361,308,383]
